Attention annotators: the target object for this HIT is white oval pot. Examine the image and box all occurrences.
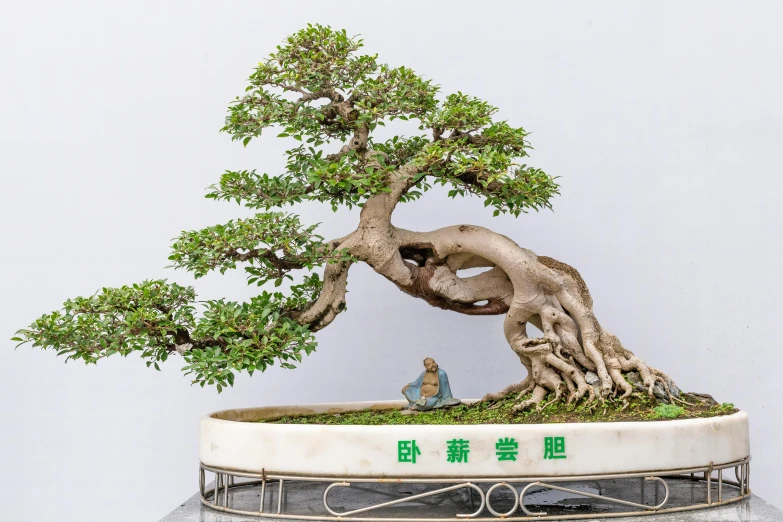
[199,400,749,478]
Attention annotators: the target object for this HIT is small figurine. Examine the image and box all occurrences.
[401,358,461,411]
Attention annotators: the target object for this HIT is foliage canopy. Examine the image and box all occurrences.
[14,24,559,391]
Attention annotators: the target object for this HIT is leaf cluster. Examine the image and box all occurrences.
[168,211,351,285]
[13,280,197,368]
[222,25,437,146]
[182,276,322,390]
[207,148,395,212]
[13,277,327,391]
[217,26,558,216]
[414,94,560,216]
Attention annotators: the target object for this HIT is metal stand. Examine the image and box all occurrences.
[199,457,750,520]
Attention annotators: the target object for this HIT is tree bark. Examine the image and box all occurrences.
[331,165,671,409]
[294,159,675,410]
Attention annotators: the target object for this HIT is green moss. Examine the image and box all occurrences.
[256,393,736,425]
[652,404,684,419]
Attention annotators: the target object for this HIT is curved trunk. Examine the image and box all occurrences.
[302,169,676,410]
[350,218,674,409]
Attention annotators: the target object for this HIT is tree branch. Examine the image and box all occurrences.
[291,260,352,331]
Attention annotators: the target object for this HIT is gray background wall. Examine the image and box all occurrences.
[1,1,782,520]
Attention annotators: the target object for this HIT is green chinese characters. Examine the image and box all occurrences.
[397,440,422,463]
[543,436,567,459]
[396,436,567,464]
[495,437,519,461]
[446,439,470,463]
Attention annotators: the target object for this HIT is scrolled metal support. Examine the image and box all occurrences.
[199,457,751,520]
[323,481,486,518]
[519,476,670,517]
[485,482,519,517]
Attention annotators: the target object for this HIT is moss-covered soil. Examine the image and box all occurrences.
[257,393,737,425]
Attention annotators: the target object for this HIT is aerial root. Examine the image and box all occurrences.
[562,373,577,403]
[671,395,695,406]
[538,383,565,411]
[481,377,532,403]
[491,276,680,413]
[484,337,681,412]
[608,367,633,399]
[513,385,548,411]
[514,382,535,401]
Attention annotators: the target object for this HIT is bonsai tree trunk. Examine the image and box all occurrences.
[312,169,676,411]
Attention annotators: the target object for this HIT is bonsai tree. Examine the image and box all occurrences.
[14,25,676,411]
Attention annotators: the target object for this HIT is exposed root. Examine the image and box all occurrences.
[497,328,680,411]
[671,395,696,407]
[486,254,679,412]
[481,376,532,402]
[514,383,535,401]
[538,383,564,411]
[513,385,547,411]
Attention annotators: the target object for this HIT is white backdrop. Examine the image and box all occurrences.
[1,1,782,520]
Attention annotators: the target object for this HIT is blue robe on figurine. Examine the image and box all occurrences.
[403,368,461,410]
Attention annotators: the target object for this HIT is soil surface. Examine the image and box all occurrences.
[257,392,737,425]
